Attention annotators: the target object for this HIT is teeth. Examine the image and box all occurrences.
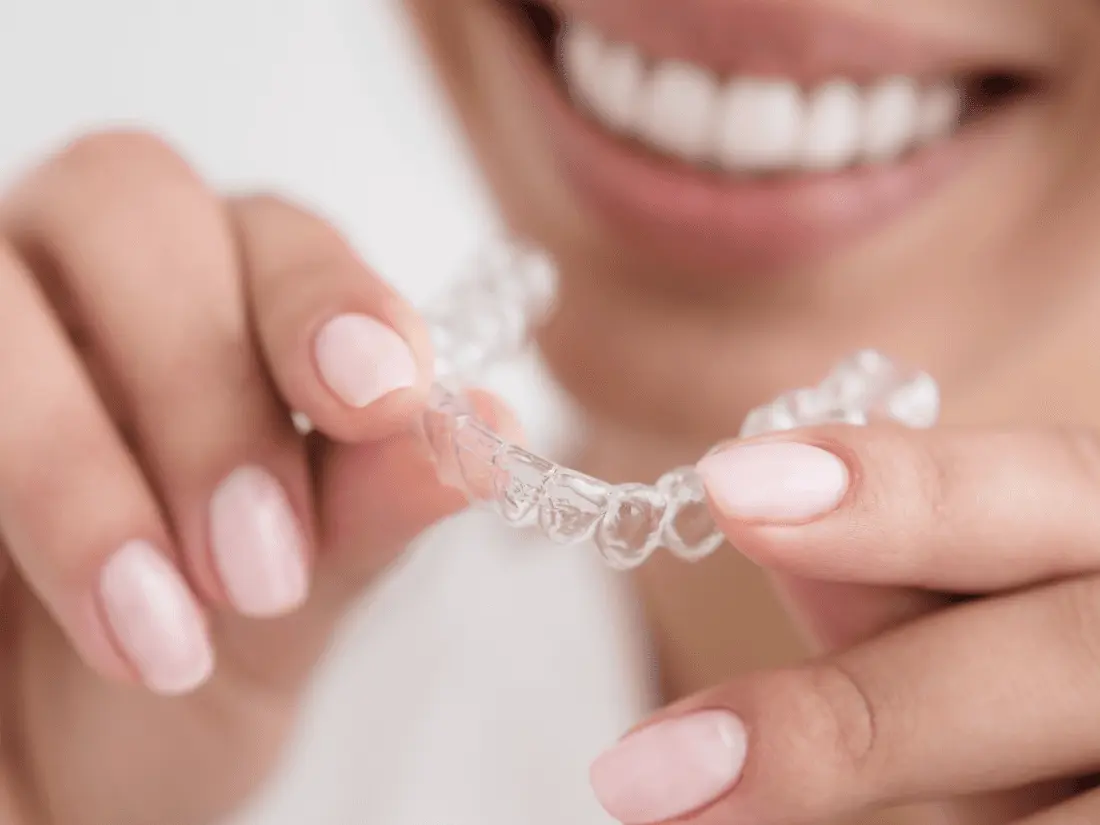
[559,21,963,175]
[561,22,605,112]
[862,77,920,163]
[715,80,803,172]
[635,61,721,162]
[593,42,646,132]
[918,82,963,142]
[801,80,863,171]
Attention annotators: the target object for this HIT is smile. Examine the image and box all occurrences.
[560,22,963,174]
[501,0,1043,271]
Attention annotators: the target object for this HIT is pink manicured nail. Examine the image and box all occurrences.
[209,466,309,618]
[591,710,748,824]
[99,540,214,695]
[697,442,850,522]
[315,314,418,408]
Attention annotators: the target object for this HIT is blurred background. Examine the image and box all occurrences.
[0,3,648,823]
[2,0,494,300]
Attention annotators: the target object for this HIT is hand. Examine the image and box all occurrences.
[589,423,1100,825]
[0,131,506,825]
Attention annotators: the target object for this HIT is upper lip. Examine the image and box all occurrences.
[538,0,1047,83]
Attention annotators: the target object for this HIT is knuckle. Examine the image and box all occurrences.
[881,429,971,582]
[839,424,952,517]
[0,130,183,231]
[757,663,880,811]
[233,191,299,219]
[801,661,879,774]
[903,434,956,527]
[830,424,949,577]
[53,129,197,186]
[5,129,232,306]
[9,130,211,235]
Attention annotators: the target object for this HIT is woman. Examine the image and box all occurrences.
[2,0,1100,823]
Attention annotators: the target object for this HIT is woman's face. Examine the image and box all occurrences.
[405,0,1100,444]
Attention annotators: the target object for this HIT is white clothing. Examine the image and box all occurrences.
[0,3,655,824]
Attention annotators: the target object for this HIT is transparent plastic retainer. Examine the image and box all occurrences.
[420,237,941,571]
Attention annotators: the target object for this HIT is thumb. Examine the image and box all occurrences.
[697,424,1054,822]
[699,428,947,651]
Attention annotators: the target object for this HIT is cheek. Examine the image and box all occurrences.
[403,0,605,255]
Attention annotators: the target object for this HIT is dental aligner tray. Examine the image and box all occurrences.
[419,238,940,570]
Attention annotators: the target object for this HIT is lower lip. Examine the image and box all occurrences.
[519,28,975,272]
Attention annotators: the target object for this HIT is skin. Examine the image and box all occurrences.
[3,1,1100,825]
[0,136,517,825]
[408,0,1100,822]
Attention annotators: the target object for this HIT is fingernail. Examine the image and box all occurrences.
[210,466,309,618]
[99,540,214,696]
[697,442,850,523]
[590,710,748,824]
[315,314,418,408]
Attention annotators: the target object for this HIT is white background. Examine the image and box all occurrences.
[0,3,649,824]
[3,0,497,301]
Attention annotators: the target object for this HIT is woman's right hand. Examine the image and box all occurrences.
[0,130,499,825]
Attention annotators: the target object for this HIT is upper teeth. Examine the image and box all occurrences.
[561,21,963,173]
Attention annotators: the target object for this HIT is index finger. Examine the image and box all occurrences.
[696,424,1100,593]
[232,195,435,444]
[591,575,1100,825]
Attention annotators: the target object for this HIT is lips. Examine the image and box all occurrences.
[503,0,1041,272]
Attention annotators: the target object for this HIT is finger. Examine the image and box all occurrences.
[730,428,1035,822]
[590,575,1100,825]
[1010,785,1100,824]
[0,239,213,695]
[232,195,433,444]
[770,575,947,650]
[319,387,516,599]
[761,580,1042,825]
[5,131,315,621]
[697,423,1100,593]
[214,388,517,691]
[773,579,1066,824]
[772,584,1051,823]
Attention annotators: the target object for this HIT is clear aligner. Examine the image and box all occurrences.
[422,237,558,383]
[420,238,941,569]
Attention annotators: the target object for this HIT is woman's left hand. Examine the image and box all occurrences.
[589,423,1100,825]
